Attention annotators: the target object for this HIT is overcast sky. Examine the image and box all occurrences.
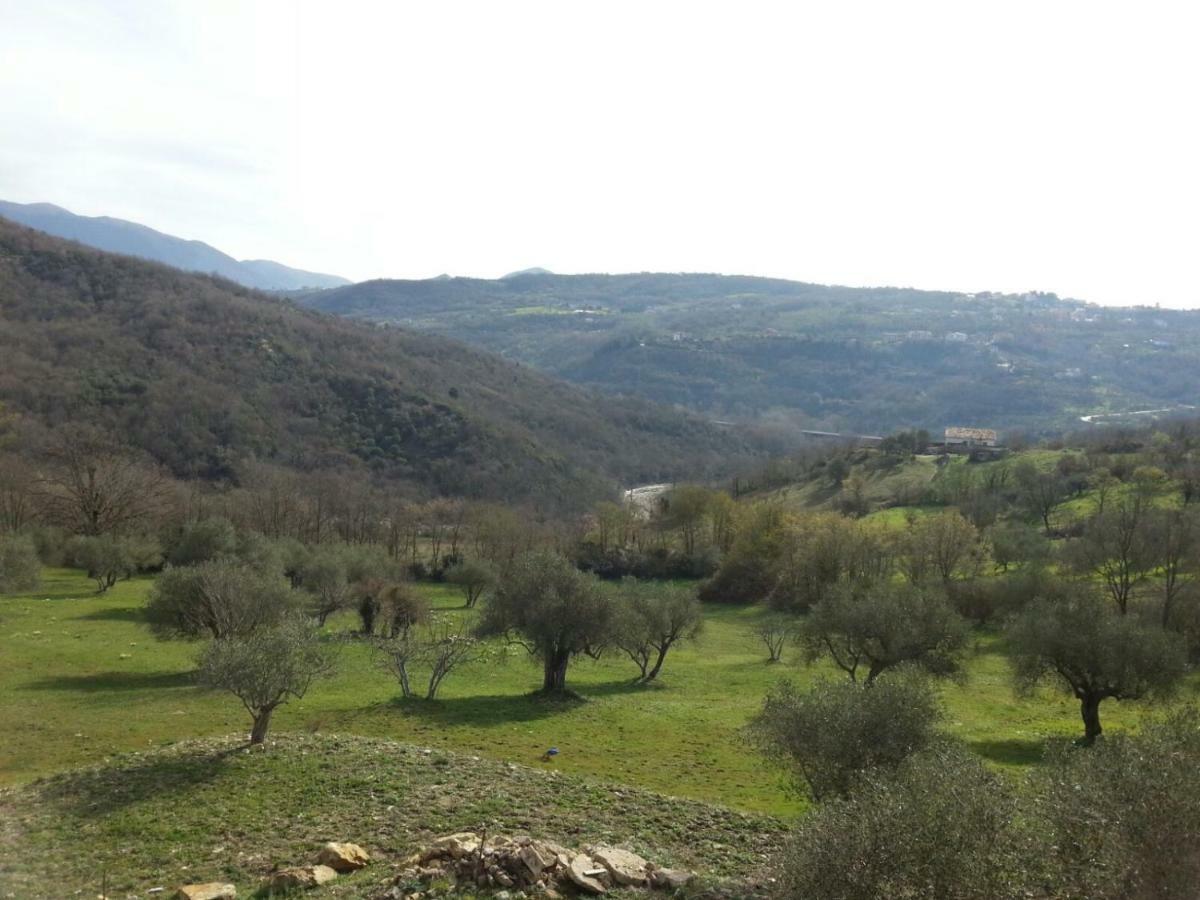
[1,1,1197,307]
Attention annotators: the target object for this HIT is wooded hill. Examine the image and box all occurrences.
[0,200,349,291]
[0,219,764,508]
[300,272,1200,436]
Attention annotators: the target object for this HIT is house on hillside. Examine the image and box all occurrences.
[944,426,998,447]
[935,426,1006,460]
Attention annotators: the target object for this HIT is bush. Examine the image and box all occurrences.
[776,746,1022,899]
[1036,708,1200,900]
[747,676,941,801]
[0,533,40,592]
[67,534,162,592]
[147,560,300,639]
[167,517,238,566]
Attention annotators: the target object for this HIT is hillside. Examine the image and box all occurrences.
[300,272,1200,436]
[0,732,783,899]
[0,219,763,507]
[0,200,349,290]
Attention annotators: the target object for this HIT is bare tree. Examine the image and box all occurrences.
[376,617,486,700]
[1066,492,1156,615]
[751,615,798,663]
[38,432,169,535]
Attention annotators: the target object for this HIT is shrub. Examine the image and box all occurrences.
[776,746,1022,899]
[0,533,40,592]
[1035,707,1200,900]
[747,676,941,801]
[146,560,300,639]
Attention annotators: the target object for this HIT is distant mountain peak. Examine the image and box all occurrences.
[0,199,351,291]
[501,267,554,279]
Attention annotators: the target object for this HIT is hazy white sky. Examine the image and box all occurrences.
[1,1,1197,306]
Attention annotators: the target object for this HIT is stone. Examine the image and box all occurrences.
[431,832,481,859]
[650,868,695,890]
[317,841,371,872]
[567,854,607,894]
[589,846,650,887]
[265,865,338,891]
[173,885,236,900]
[519,843,557,878]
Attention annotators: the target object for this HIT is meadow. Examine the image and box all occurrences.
[3,566,1191,819]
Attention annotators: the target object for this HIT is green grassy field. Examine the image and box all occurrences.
[3,568,1193,819]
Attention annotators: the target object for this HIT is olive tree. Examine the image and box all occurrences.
[804,583,969,683]
[476,551,615,694]
[146,560,300,639]
[1036,708,1200,900]
[67,533,161,593]
[196,617,335,743]
[776,746,1021,900]
[747,676,942,801]
[1009,592,1187,742]
[167,517,238,566]
[296,545,356,626]
[612,579,702,681]
[445,560,497,608]
[0,533,40,592]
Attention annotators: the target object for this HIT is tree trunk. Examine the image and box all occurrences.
[542,651,570,693]
[1080,693,1103,744]
[645,645,670,682]
[250,705,276,744]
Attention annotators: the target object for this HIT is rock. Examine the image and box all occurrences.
[431,832,481,859]
[589,846,650,887]
[567,854,607,894]
[650,868,695,890]
[519,843,557,878]
[173,885,236,900]
[318,841,371,872]
[265,865,338,891]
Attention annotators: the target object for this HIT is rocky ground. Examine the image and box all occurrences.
[0,733,788,899]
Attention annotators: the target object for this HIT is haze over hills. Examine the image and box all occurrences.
[0,200,350,291]
[301,272,1200,437]
[0,218,765,508]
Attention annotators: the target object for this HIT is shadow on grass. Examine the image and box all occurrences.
[385,676,657,728]
[23,670,193,692]
[38,746,237,818]
[969,737,1046,766]
[74,606,149,623]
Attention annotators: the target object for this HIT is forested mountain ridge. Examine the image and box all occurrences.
[301,272,1200,436]
[0,219,763,507]
[0,201,350,291]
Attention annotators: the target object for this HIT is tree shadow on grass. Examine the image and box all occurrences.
[23,670,193,692]
[74,606,149,623]
[969,737,1047,767]
[386,692,577,728]
[577,678,667,699]
[37,746,238,818]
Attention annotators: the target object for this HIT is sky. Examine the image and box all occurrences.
[1,1,1198,307]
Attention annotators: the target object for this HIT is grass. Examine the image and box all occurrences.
[3,569,1195,820]
[0,733,787,899]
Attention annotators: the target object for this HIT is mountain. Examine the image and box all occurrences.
[300,272,1200,437]
[0,218,765,508]
[0,200,350,291]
